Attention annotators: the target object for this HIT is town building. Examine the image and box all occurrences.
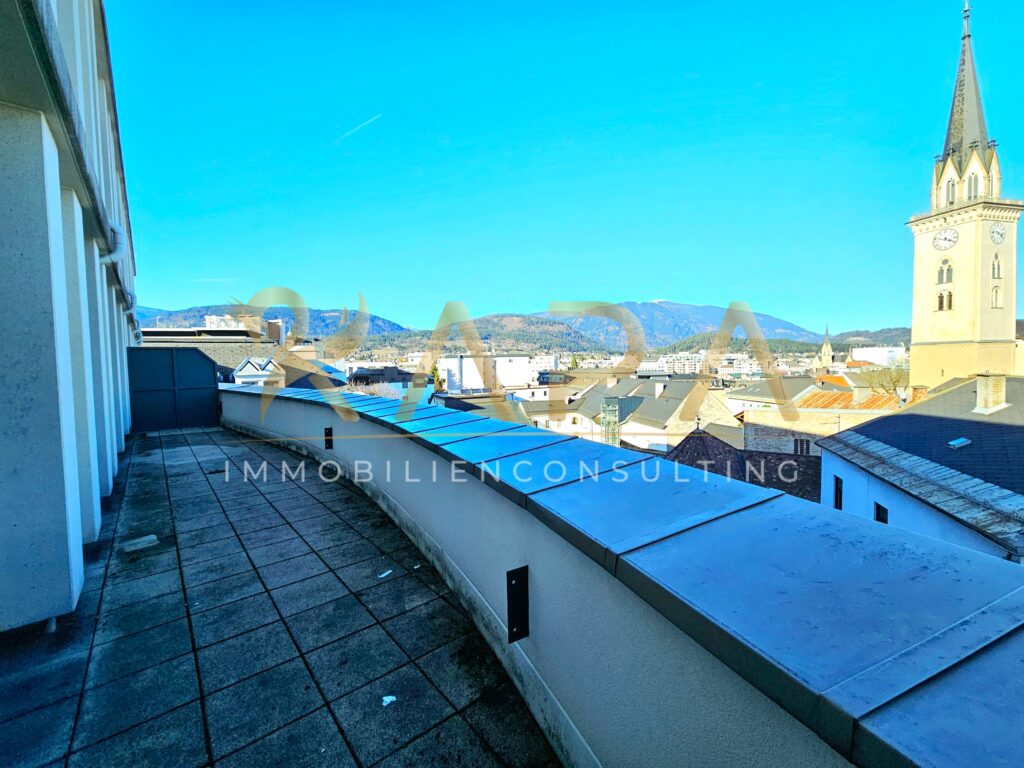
[666,428,822,502]
[850,344,909,367]
[819,375,1024,561]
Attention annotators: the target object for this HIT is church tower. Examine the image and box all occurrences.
[908,2,1022,388]
[814,327,834,370]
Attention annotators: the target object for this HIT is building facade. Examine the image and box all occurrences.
[908,4,1023,388]
[818,375,1024,562]
[0,0,138,630]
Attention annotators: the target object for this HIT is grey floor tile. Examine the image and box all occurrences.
[358,574,437,622]
[290,514,347,535]
[177,522,236,548]
[199,621,298,693]
[191,592,278,648]
[259,553,327,589]
[464,685,561,768]
[87,618,191,687]
[375,716,503,768]
[387,544,425,571]
[74,655,199,749]
[187,571,265,613]
[214,708,354,768]
[102,569,181,611]
[367,527,415,554]
[106,550,179,582]
[248,536,311,567]
[183,552,253,588]
[0,696,77,768]
[67,702,206,768]
[383,598,472,659]
[417,635,506,710]
[336,555,406,593]
[0,647,88,723]
[205,658,321,759]
[233,512,287,534]
[414,565,452,597]
[94,591,185,645]
[238,524,296,551]
[319,539,381,570]
[270,572,349,617]
[302,526,364,551]
[180,535,243,565]
[306,625,408,701]
[222,500,274,518]
[175,511,229,533]
[330,664,453,766]
[285,596,375,652]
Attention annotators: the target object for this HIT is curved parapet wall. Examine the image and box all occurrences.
[221,385,1024,768]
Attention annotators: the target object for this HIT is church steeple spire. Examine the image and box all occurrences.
[944,1,989,166]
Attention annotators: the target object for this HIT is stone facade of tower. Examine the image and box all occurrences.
[908,4,1023,388]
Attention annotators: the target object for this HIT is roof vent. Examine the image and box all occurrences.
[948,437,972,449]
[974,373,1009,415]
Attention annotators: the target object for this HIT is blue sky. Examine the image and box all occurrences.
[106,1,1024,333]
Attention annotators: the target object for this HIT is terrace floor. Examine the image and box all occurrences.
[1,427,558,768]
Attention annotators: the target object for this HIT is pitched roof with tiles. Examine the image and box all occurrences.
[795,390,902,411]
[666,429,821,502]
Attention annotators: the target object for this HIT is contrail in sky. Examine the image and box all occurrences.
[329,113,382,145]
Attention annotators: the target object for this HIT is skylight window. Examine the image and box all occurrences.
[948,437,972,449]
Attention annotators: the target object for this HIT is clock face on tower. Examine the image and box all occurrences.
[933,228,959,251]
[991,223,1007,244]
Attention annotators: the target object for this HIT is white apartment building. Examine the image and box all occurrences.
[1,0,139,629]
[437,353,559,392]
[203,313,246,330]
[850,345,909,367]
[660,352,707,375]
[714,353,763,378]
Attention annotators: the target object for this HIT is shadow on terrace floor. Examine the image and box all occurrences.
[0,427,559,768]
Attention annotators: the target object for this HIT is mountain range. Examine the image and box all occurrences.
[137,302,912,355]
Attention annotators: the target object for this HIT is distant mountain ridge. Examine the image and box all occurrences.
[543,301,823,348]
[139,301,915,355]
[832,328,912,347]
[137,305,406,336]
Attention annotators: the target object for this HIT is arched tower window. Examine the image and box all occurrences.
[968,173,980,199]
[946,179,957,205]
[937,292,945,311]
[937,291,954,311]
[992,286,1003,308]
[993,254,1002,279]
[937,259,952,284]
[947,291,953,310]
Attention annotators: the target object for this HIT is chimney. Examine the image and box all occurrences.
[974,373,1008,414]
[654,382,666,397]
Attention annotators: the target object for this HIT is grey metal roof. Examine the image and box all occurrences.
[844,377,1024,495]
[574,379,644,419]
[624,381,698,429]
[225,386,1024,766]
[725,376,816,403]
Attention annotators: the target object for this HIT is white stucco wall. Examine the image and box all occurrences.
[820,450,1010,560]
[222,391,850,768]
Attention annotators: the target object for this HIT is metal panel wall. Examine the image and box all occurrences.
[128,347,218,432]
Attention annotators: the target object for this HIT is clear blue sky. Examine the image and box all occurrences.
[106,1,1024,333]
